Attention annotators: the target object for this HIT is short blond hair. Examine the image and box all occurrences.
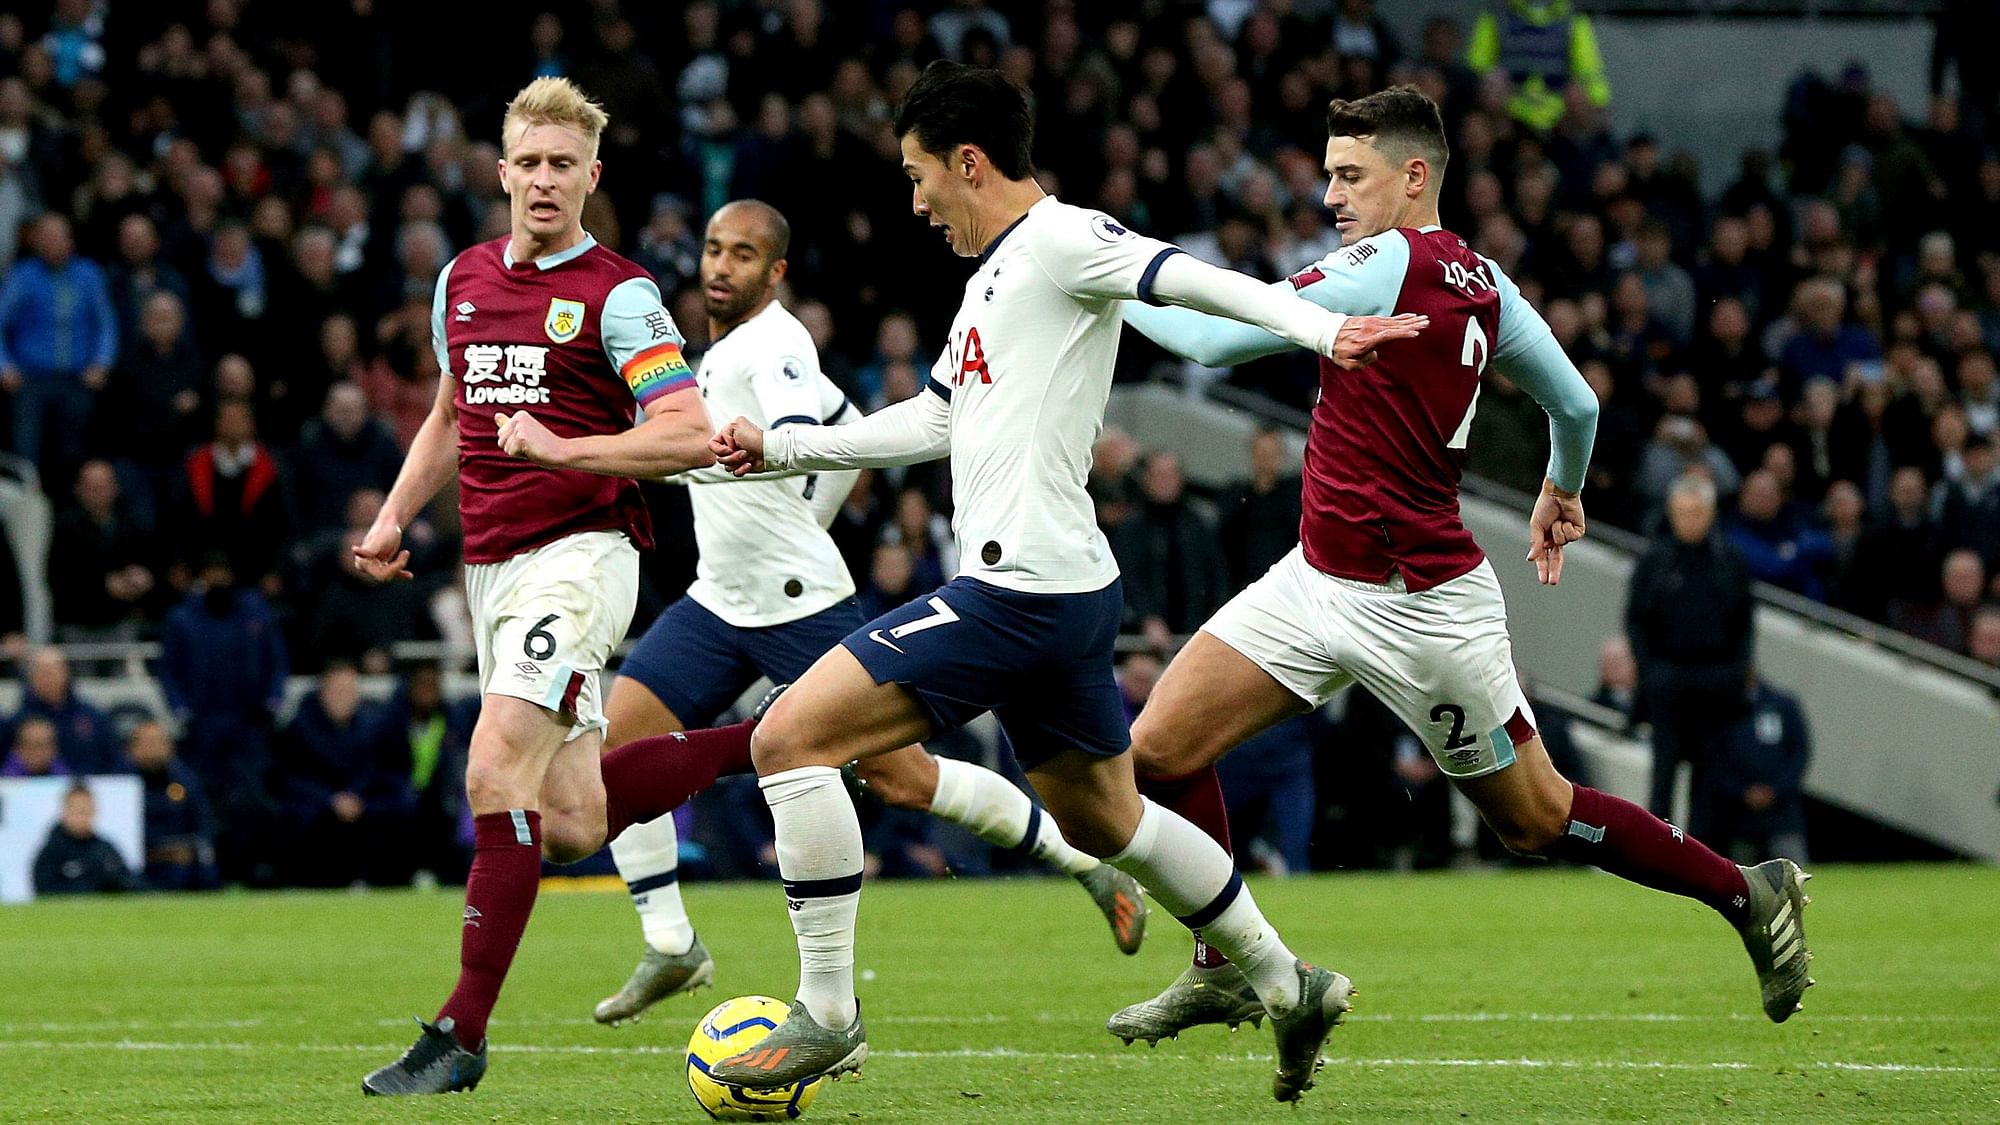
[501,77,609,159]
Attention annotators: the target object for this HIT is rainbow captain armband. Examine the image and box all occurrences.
[622,340,697,407]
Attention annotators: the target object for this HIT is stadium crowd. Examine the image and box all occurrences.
[3,0,1996,889]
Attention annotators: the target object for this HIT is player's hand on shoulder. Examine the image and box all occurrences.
[1527,479,1587,586]
[495,410,566,467]
[352,519,413,584]
[1331,313,1428,370]
[712,416,766,476]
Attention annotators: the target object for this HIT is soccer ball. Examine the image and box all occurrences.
[686,995,824,1121]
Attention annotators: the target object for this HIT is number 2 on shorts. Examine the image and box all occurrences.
[1430,703,1476,750]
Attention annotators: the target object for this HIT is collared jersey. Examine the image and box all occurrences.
[924,195,1182,594]
[431,233,696,564]
[682,300,857,627]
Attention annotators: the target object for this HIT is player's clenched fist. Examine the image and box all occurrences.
[495,410,564,465]
[1330,313,1428,370]
[711,416,768,476]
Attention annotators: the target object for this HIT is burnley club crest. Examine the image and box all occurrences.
[545,298,585,344]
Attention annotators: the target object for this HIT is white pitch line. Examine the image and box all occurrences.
[0,1040,1993,1075]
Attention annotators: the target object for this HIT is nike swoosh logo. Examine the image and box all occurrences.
[867,629,905,654]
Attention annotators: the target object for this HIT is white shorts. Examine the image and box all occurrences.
[1201,547,1536,778]
[465,530,640,742]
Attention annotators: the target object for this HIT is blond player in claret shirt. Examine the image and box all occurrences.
[352,78,762,1096]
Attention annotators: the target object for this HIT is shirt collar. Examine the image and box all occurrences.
[976,197,1046,268]
[505,232,598,271]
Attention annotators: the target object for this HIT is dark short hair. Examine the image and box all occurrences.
[893,60,1035,180]
[712,198,791,261]
[1326,85,1448,171]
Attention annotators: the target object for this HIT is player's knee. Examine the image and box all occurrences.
[1127,718,1208,780]
[749,715,836,773]
[853,761,928,811]
[1487,802,1568,856]
[462,761,517,815]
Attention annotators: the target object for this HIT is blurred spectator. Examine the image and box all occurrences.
[291,382,402,535]
[1633,218,1695,347]
[1113,450,1229,651]
[3,716,67,777]
[384,663,473,883]
[1466,0,1611,132]
[1726,468,1832,600]
[1591,635,1638,722]
[1843,466,1948,623]
[1217,427,1302,590]
[102,292,204,494]
[1116,650,1164,722]
[1708,672,1812,866]
[14,647,118,773]
[105,213,192,350]
[48,460,158,644]
[158,553,287,885]
[1820,479,1870,610]
[32,784,136,896]
[1934,433,2000,566]
[0,212,117,480]
[304,524,428,673]
[1625,474,1754,833]
[1634,412,1740,521]
[881,487,955,594]
[273,663,414,887]
[1890,549,1989,654]
[1970,608,2000,669]
[929,1,1011,62]
[171,398,291,587]
[858,541,918,621]
[125,719,219,891]
[1777,279,1879,391]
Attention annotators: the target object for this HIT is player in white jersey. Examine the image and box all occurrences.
[1103,87,1813,1041]
[701,62,1426,1103]
[591,201,1147,1026]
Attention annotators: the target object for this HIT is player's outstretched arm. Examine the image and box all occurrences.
[1143,252,1425,370]
[718,385,950,476]
[355,372,459,583]
[497,386,718,477]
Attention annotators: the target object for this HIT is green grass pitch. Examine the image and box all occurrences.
[3,865,1995,1122]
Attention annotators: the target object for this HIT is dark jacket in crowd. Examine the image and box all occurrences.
[1713,681,1812,837]
[140,757,217,857]
[1217,474,1303,590]
[49,502,158,631]
[1625,534,1757,675]
[33,825,138,895]
[274,694,413,826]
[1114,500,1232,633]
[158,585,289,727]
[15,689,122,775]
[289,415,403,533]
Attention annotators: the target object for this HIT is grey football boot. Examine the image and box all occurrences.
[1736,858,1816,1022]
[361,1017,487,1096]
[707,1000,868,1089]
[593,934,716,1025]
[1106,961,1266,1045]
[1077,865,1149,955]
[1269,961,1355,1103]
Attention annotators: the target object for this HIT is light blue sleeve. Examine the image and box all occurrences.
[602,276,697,407]
[429,256,455,376]
[1484,255,1598,494]
[1121,232,1407,367]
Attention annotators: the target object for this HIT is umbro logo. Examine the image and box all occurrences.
[463,906,483,928]
[455,301,477,322]
[516,661,541,675]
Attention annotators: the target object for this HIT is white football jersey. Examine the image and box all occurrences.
[680,300,858,627]
[923,196,1182,594]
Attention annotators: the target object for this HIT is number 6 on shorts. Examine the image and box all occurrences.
[524,613,561,661]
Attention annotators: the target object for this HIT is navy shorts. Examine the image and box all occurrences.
[841,576,1129,768]
[619,596,865,727]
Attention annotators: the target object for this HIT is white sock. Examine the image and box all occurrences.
[1106,799,1303,1013]
[609,816,694,955]
[761,765,863,1028]
[929,757,1100,877]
